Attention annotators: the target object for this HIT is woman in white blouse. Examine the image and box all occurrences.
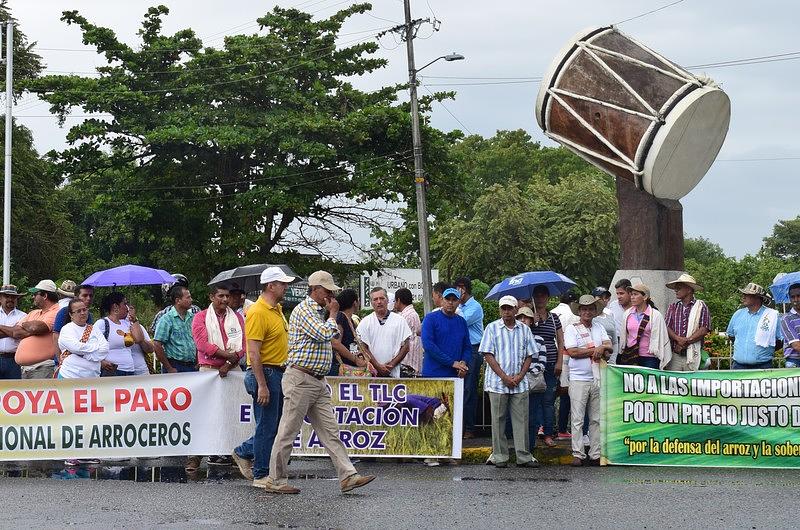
[57,299,109,379]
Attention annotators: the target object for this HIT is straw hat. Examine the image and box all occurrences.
[57,280,77,298]
[570,294,604,316]
[738,282,772,305]
[0,284,24,297]
[665,273,703,292]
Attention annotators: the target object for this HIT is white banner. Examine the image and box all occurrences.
[0,372,462,460]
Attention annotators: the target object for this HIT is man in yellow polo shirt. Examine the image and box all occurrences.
[232,266,296,488]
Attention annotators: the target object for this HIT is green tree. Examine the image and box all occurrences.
[25,4,452,282]
[684,236,727,266]
[434,173,619,291]
[0,0,44,96]
[762,216,800,260]
[0,124,72,283]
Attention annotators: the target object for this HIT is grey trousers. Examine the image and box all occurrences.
[488,391,533,464]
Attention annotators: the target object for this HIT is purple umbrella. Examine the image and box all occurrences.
[82,265,175,287]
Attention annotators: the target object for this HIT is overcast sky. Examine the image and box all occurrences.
[10,0,800,259]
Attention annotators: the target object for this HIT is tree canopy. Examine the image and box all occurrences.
[24,4,453,282]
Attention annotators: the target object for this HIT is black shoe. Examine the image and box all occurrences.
[494,461,508,468]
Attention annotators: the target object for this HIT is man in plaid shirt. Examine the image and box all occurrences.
[263,270,375,495]
[664,274,711,371]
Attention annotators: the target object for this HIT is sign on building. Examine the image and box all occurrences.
[360,268,439,308]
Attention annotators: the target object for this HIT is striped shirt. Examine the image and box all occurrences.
[530,312,561,364]
[479,319,540,394]
[286,296,338,376]
[665,298,711,352]
[781,309,800,359]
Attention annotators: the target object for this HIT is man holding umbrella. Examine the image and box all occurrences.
[782,282,800,368]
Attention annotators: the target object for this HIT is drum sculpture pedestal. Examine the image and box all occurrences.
[611,178,684,310]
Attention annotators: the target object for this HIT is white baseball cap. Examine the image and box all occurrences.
[498,295,518,308]
[260,267,296,285]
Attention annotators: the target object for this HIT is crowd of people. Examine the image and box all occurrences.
[0,264,797,488]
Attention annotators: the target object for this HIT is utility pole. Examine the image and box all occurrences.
[403,0,434,315]
[377,2,437,314]
[2,22,11,286]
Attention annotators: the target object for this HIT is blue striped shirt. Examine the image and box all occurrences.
[479,319,540,394]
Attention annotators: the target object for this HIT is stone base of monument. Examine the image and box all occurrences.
[610,270,684,313]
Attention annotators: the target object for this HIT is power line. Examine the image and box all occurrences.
[65,154,416,203]
[421,84,472,134]
[615,0,687,25]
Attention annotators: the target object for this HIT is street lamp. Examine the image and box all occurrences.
[405,51,464,314]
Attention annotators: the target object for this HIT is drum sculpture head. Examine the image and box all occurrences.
[535,26,730,200]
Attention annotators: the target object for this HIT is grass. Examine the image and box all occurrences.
[297,378,456,457]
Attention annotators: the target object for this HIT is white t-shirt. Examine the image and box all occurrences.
[96,318,135,373]
[57,322,109,379]
[564,321,609,382]
[131,327,152,375]
[357,312,412,378]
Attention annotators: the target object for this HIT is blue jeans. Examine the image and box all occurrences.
[732,360,773,370]
[638,357,660,369]
[530,363,558,442]
[463,345,483,434]
[0,356,21,379]
[162,359,198,373]
[101,369,135,377]
[235,367,284,479]
[785,358,800,368]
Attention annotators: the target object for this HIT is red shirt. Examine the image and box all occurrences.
[191,308,246,367]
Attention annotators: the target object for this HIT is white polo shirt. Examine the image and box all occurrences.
[0,307,26,353]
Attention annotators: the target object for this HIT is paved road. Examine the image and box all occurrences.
[1,459,796,528]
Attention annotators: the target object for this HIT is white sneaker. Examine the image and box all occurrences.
[582,434,590,446]
[423,458,440,467]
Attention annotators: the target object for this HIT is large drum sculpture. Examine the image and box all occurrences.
[535,26,730,200]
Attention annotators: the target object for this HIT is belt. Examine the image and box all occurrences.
[0,351,15,358]
[168,358,196,365]
[263,363,285,373]
[290,364,324,380]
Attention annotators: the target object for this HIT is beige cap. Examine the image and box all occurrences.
[515,306,535,319]
[307,270,341,292]
[498,295,518,308]
[29,279,58,294]
[628,283,651,299]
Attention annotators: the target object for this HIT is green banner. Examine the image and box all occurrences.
[602,363,800,468]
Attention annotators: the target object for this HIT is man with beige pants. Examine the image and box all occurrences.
[263,270,375,494]
[563,295,613,467]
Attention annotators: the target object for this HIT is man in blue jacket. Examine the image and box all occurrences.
[420,287,471,466]
[421,287,471,378]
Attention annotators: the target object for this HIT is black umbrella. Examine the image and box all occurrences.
[207,264,308,307]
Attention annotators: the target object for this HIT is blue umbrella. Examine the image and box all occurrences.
[770,271,800,304]
[485,271,577,300]
[82,265,175,287]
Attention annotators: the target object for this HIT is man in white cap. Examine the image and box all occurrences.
[664,274,711,371]
[263,270,375,495]
[0,280,60,379]
[727,283,782,370]
[0,285,27,379]
[357,287,411,377]
[479,295,541,468]
[232,266,295,487]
